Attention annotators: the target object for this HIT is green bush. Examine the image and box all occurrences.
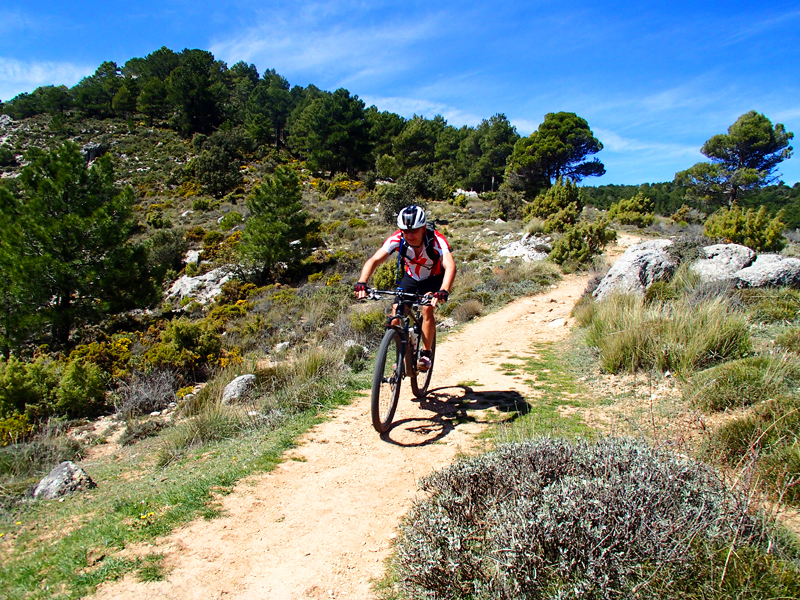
[191,197,211,211]
[398,168,448,202]
[55,359,108,418]
[344,344,369,372]
[685,355,799,411]
[392,437,793,599]
[218,211,243,231]
[491,187,524,220]
[185,225,207,242]
[349,308,386,339]
[347,217,367,229]
[523,177,582,221]
[608,192,655,227]
[549,219,616,268]
[0,356,43,417]
[449,194,469,208]
[704,204,786,252]
[325,173,358,199]
[145,318,222,376]
[145,207,171,229]
[0,413,33,446]
[542,203,580,233]
[377,183,415,224]
[372,261,399,290]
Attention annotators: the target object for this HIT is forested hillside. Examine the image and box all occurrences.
[1,44,798,424]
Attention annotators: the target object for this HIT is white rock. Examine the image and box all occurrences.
[222,374,257,404]
[166,267,234,305]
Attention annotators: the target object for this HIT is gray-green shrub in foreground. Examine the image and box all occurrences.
[392,437,799,600]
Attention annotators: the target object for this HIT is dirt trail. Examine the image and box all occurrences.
[94,272,593,600]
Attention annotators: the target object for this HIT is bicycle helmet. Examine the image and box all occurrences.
[396,205,426,230]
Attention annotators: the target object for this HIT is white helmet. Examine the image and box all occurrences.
[397,205,426,230]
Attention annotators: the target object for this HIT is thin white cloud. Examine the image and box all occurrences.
[0,10,33,36]
[209,8,443,86]
[724,9,800,45]
[594,128,700,161]
[0,57,93,101]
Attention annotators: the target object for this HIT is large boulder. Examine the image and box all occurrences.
[166,267,234,305]
[733,254,800,288]
[32,461,96,500]
[691,244,756,283]
[497,233,551,262]
[222,374,257,404]
[593,239,676,301]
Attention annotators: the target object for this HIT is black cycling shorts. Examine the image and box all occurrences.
[395,273,444,308]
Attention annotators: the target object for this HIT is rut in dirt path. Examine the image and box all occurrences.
[92,273,590,600]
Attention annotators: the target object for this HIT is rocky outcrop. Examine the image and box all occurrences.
[733,255,800,288]
[593,239,676,301]
[166,267,235,305]
[691,244,756,282]
[497,233,552,262]
[32,461,96,500]
[82,142,104,162]
[222,374,257,404]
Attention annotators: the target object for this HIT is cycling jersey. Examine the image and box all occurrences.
[380,229,452,281]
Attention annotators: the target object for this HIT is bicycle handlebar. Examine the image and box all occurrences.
[363,287,434,306]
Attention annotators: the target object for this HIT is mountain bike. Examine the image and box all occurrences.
[365,288,436,433]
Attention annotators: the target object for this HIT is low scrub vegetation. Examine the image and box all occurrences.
[579,294,751,375]
[391,437,800,599]
[684,354,800,411]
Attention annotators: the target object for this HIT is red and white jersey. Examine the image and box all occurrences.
[380,229,452,281]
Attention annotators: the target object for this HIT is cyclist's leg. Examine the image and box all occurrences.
[414,273,443,352]
[421,305,436,352]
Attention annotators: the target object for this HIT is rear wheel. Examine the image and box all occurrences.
[371,329,403,433]
[409,330,436,398]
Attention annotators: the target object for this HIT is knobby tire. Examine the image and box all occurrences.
[409,330,436,398]
[371,329,403,433]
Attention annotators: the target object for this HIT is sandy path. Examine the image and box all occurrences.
[93,273,589,600]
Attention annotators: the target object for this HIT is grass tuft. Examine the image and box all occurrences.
[584,294,751,375]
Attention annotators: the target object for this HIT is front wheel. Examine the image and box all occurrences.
[409,330,436,398]
[371,329,403,433]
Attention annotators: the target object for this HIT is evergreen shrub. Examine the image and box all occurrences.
[608,192,655,227]
[549,219,616,268]
[704,205,786,252]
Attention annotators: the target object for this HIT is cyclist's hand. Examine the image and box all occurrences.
[354,281,368,299]
[431,289,449,307]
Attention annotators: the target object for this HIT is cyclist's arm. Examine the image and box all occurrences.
[356,248,391,298]
[431,252,457,307]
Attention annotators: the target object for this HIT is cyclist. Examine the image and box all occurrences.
[354,205,456,371]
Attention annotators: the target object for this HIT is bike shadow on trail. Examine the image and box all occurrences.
[380,385,531,447]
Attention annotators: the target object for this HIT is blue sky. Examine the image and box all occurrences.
[2,1,799,186]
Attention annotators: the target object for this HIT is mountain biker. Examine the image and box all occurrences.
[354,205,456,372]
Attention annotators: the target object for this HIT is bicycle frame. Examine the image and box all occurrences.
[367,288,428,365]
[364,287,436,432]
